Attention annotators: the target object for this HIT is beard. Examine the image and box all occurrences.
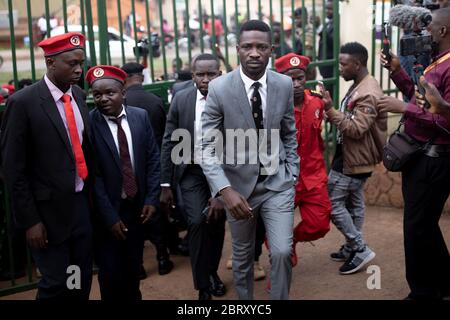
[430,40,440,58]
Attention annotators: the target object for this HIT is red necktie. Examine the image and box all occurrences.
[61,94,88,180]
[110,116,138,199]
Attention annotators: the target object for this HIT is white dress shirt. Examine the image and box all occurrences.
[44,74,84,192]
[194,89,207,164]
[239,66,268,119]
[103,106,135,171]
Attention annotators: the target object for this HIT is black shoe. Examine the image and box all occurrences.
[158,258,174,275]
[169,243,189,256]
[209,273,226,297]
[198,289,212,300]
[139,264,147,280]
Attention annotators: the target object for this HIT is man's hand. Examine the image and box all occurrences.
[26,222,48,249]
[110,220,128,240]
[380,50,401,75]
[141,205,156,224]
[318,82,333,111]
[219,187,253,220]
[160,187,175,215]
[207,198,225,223]
[417,76,450,118]
[377,95,407,114]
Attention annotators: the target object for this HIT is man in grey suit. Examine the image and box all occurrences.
[200,20,299,300]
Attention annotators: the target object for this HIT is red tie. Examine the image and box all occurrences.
[61,94,88,180]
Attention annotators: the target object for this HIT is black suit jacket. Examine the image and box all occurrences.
[124,84,166,147]
[171,80,194,98]
[90,106,161,228]
[0,78,95,244]
[160,85,197,186]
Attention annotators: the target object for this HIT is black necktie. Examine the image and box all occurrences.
[110,116,138,199]
[251,82,263,131]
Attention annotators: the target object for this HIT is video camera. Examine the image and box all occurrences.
[133,32,161,59]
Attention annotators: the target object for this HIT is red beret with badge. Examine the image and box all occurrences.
[275,53,310,74]
[38,32,85,56]
[85,65,128,86]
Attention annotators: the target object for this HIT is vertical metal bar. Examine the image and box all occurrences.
[312,0,317,59]
[145,0,155,82]
[8,0,18,89]
[185,0,192,65]
[371,0,377,76]
[322,0,327,66]
[211,0,217,52]
[223,0,229,67]
[270,0,274,68]
[246,0,250,20]
[117,0,126,66]
[380,0,386,89]
[301,0,306,54]
[198,0,204,53]
[173,0,180,71]
[80,0,88,90]
[85,0,97,66]
[258,0,262,20]
[45,0,50,38]
[280,0,285,55]
[291,0,295,53]
[26,0,36,82]
[333,0,340,105]
[63,0,68,33]
[97,0,109,65]
[234,0,239,65]
[132,0,139,63]
[158,0,168,79]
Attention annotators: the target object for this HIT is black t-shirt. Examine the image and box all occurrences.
[332,144,372,180]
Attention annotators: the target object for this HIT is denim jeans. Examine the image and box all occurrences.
[327,170,368,251]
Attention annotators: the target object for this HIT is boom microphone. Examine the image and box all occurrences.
[389,4,432,31]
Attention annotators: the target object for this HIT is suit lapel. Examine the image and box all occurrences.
[38,79,74,161]
[126,107,141,171]
[265,71,278,129]
[232,70,257,132]
[93,109,121,170]
[185,87,197,136]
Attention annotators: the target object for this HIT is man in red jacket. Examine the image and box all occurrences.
[275,53,331,266]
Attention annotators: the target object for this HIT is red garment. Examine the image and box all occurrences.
[293,90,331,242]
[294,90,328,191]
[62,94,88,180]
[204,19,224,37]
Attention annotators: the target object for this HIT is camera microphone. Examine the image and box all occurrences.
[389,4,432,31]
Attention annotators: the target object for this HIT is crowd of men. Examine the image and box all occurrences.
[0,3,449,301]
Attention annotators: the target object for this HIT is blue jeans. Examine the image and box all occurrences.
[327,170,367,251]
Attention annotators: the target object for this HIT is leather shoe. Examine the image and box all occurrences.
[169,243,189,256]
[198,289,212,300]
[139,264,147,280]
[209,273,226,297]
[158,257,174,275]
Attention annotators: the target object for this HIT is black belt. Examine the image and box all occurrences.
[423,144,450,157]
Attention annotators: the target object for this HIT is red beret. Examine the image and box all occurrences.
[85,65,127,86]
[38,32,85,56]
[275,53,310,74]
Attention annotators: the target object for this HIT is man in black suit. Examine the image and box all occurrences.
[0,32,95,300]
[87,65,161,301]
[160,53,226,300]
[121,62,177,277]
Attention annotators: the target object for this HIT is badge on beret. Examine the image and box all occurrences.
[290,56,301,67]
[70,36,81,47]
[93,67,105,78]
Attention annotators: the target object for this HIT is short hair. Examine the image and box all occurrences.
[192,53,219,70]
[239,19,272,43]
[121,62,144,76]
[433,7,450,27]
[340,42,369,67]
[18,78,33,90]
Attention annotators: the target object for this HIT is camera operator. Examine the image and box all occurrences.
[379,7,450,300]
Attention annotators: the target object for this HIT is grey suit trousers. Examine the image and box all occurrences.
[226,182,295,300]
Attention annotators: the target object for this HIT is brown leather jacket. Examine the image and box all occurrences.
[326,75,388,175]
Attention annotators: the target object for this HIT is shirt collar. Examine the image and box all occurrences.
[44,74,73,103]
[103,105,127,122]
[196,89,206,102]
[239,66,267,93]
